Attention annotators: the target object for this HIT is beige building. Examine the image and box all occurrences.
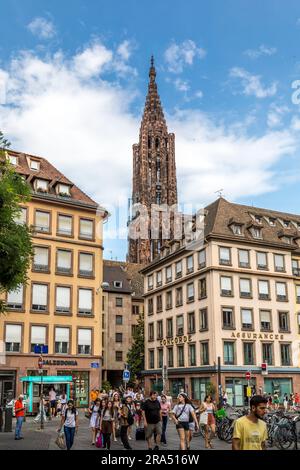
[0,150,108,410]
[102,261,143,387]
[141,197,300,405]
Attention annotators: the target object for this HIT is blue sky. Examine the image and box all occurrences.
[1,0,300,260]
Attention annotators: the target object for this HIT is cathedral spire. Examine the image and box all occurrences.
[142,55,166,127]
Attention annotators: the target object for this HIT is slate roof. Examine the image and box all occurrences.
[103,260,144,298]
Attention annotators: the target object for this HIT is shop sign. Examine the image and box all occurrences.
[230,332,284,341]
[43,360,78,366]
[159,335,193,347]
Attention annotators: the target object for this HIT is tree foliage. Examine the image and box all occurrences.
[126,311,145,382]
[0,131,33,313]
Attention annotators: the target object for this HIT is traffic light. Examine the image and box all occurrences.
[261,363,268,375]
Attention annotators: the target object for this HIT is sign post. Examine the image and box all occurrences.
[123,367,130,390]
[245,371,251,412]
[38,354,44,430]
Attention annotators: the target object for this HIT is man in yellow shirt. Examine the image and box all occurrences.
[232,395,268,450]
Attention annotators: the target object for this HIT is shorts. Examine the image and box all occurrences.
[176,422,190,431]
[50,400,56,408]
[145,422,162,440]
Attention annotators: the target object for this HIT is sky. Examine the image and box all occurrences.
[1,0,300,260]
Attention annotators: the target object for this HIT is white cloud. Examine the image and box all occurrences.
[229,67,277,98]
[117,40,133,61]
[267,104,290,128]
[174,78,190,92]
[164,40,206,73]
[244,45,277,59]
[73,44,113,78]
[195,90,203,99]
[27,17,56,40]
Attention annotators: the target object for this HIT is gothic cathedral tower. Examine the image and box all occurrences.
[127,57,178,264]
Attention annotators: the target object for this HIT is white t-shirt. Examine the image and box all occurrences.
[64,409,78,428]
[49,390,56,401]
[172,404,194,422]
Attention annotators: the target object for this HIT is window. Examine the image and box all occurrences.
[224,342,235,365]
[78,289,93,315]
[188,312,195,334]
[33,246,49,272]
[239,278,252,298]
[258,280,270,300]
[186,255,194,273]
[148,323,154,341]
[257,252,268,270]
[177,345,184,367]
[251,227,262,239]
[274,254,285,273]
[116,297,123,307]
[220,276,233,296]
[156,271,162,287]
[5,325,22,352]
[32,284,48,311]
[254,215,262,224]
[238,250,250,268]
[189,344,196,366]
[201,342,209,365]
[56,286,71,313]
[79,219,94,240]
[35,211,50,232]
[278,312,289,332]
[166,291,172,309]
[55,327,69,354]
[241,309,253,330]
[244,343,254,365]
[157,320,163,340]
[6,286,24,310]
[148,275,153,290]
[281,344,291,366]
[57,215,72,236]
[262,343,273,365]
[148,298,154,315]
[78,329,92,355]
[176,261,182,278]
[281,236,292,244]
[156,295,163,312]
[298,313,300,334]
[79,253,93,277]
[149,350,155,369]
[114,281,123,288]
[219,247,231,266]
[176,287,183,306]
[176,315,184,336]
[116,351,123,362]
[15,207,27,225]
[9,155,18,165]
[292,259,300,276]
[35,179,48,192]
[30,160,39,171]
[269,217,276,226]
[232,224,242,235]
[158,349,163,368]
[199,278,207,299]
[198,249,206,269]
[260,310,272,331]
[115,333,123,343]
[167,347,174,367]
[166,266,172,283]
[276,282,287,301]
[132,305,139,315]
[58,184,71,196]
[167,319,173,337]
[31,326,46,352]
[56,249,72,274]
[116,315,123,325]
[296,285,300,304]
[222,307,234,329]
[187,283,195,302]
[200,308,208,331]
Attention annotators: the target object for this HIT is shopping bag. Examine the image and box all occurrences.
[135,428,145,440]
[199,411,208,425]
[55,431,66,450]
[95,431,104,448]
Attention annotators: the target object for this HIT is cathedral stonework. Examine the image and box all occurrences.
[127,58,178,265]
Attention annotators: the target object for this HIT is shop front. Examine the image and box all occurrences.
[191,377,211,401]
[263,377,292,402]
[57,370,90,408]
[20,375,73,413]
[225,377,256,407]
[0,370,16,405]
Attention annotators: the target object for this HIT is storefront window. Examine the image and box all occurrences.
[263,378,292,403]
[169,378,185,397]
[225,378,256,407]
[191,378,211,401]
[57,371,89,408]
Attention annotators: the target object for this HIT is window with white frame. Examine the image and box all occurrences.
[187,283,195,301]
[79,219,93,239]
[251,227,262,239]
[276,282,287,301]
[57,249,72,274]
[58,184,71,196]
[31,326,46,352]
[78,329,92,355]
[55,327,69,354]
[297,285,300,303]
[6,286,24,309]
[241,309,253,330]
[32,284,48,311]
[156,271,162,286]
[35,179,48,192]
[238,250,250,268]
[79,253,93,276]
[232,224,242,235]
[198,249,206,268]
[220,276,233,296]
[57,215,72,236]
[114,281,122,288]
[33,246,49,271]
[176,315,184,336]
[260,310,272,331]
[186,255,194,273]
[56,286,71,313]
[219,247,231,265]
[78,288,93,315]
[257,252,268,270]
[35,211,50,232]
[30,160,39,171]
[148,275,153,290]
[239,278,252,298]
[176,260,182,278]
[166,266,172,282]
[14,207,27,225]
[5,324,22,352]
[274,254,285,272]
[8,155,18,165]
[258,280,270,300]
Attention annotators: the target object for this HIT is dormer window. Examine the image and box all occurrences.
[254,215,262,224]
[232,224,242,235]
[57,184,71,197]
[30,160,40,171]
[282,236,292,244]
[283,220,290,228]
[114,281,123,288]
[251,227,262,239]
[35,179,48,192]
[269,217,276,226]
[8,155,18,165]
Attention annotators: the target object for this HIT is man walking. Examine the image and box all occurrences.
[14,394,25,440]
[142,391,162,451]
[232,395,268,450]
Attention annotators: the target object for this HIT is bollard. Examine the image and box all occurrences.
[4,406,13,432]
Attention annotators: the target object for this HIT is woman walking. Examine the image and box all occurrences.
[170,393,198,450]
[160,395,171,445]
[59,400,78,450]
[199,395,216,449]
[89,398,101,445]
[112,392,121,442]
[100,400,114,450]
[119,397,133,450]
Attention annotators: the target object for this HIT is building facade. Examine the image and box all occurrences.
[127,57,178,265]
[102,261,144,387]
[142,197,300,405]
[0,150,107,409]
